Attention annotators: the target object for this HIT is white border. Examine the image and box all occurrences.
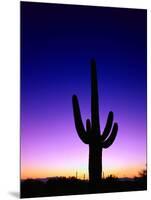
[18,0,150,9]
[0,0,150,199]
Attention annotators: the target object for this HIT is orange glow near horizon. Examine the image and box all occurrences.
[21,164,145,180]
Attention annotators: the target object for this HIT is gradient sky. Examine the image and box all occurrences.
[21,2,147,179]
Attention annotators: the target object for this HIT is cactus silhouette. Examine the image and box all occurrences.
[72,59,118,185]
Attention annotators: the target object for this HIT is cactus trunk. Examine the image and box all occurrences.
[89,60,102,183]
[89,144,102,183]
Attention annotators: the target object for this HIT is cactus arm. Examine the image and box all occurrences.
[101,111,113,141]
[91,59,100,134]
[72,95,89,144]
[102,123,118,149]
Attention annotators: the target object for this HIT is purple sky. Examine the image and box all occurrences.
[21,2,147,179]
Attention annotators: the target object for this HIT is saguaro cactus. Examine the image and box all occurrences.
[72,59,118,185]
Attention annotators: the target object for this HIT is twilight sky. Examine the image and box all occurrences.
[21,2,147,179]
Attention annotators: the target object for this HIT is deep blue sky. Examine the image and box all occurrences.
[21,2,147,179]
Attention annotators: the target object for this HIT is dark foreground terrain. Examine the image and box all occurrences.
[21,176,147,198]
